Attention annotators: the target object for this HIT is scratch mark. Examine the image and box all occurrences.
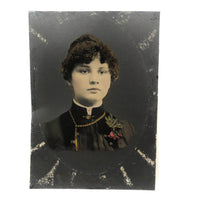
[30,28,48,44]
[56,16,63,24]
[120,166,133,187]
[112,12,130,25]
[70,169,77,186]
[56,15,69,24]
[33,66,37,71]
[99,174,107,180]
[138,29,157,51]
[135,148,155,167]
[90,12,97,16]
[31,141,45,153]
[146,68,154,72]
[37,159,60,186]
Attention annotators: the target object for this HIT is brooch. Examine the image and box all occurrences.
[105,114,123,140]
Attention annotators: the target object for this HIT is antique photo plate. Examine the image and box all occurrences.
[29,11,159,189]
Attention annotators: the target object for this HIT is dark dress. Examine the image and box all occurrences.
[30,102,155,189]
[40,102,135,151]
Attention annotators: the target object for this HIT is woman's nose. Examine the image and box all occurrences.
[89,72,99,84]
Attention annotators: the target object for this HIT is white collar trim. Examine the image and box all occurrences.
[73,99,103,115]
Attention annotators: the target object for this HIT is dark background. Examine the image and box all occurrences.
[29,11,159,161]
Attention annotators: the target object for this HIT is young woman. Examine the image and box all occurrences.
[31,34,155,189]
[40,34,135,151]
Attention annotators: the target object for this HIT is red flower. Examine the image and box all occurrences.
[117,133,123,137]
[109,131,115,137]
[107,131,123,140]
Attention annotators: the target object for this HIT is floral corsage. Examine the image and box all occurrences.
[105,114,123,140]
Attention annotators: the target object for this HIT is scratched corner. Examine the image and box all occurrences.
[36,159,60,187]
[120,166,134,187]
[137,29,158,51]
[136,148,155,167]
[30,27,48,45]
[31,141,46,154]
[112,12,130,25]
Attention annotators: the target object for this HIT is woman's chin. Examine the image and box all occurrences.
[76,98,102,107]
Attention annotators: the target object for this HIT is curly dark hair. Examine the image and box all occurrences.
[61,34,119,82]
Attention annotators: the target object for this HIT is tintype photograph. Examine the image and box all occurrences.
[29,11,159,189]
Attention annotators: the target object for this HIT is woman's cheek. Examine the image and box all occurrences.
[102,77,111,93]
[72,75,85,89]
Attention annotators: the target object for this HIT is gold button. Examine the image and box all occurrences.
[86,115,91,120]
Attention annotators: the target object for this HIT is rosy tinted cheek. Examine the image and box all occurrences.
[102,78,111,91]
[72,75,83,86]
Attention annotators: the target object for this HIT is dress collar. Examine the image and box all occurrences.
[70,100,105,122]
[73,99,103,115]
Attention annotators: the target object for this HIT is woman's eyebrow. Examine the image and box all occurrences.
[78,64,90,68]
[98,66,109,70]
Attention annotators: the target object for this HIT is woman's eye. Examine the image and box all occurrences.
[99,70,108,74]
[79,70,89,74]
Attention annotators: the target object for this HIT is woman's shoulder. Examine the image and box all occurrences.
[39,111,72,149]
[104,112,136,149]
[40,111,73,129]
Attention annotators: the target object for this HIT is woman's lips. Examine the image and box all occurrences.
[87,88,101,92]
[87,88,101,91]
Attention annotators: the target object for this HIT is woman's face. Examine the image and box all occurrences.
[70,55,111,107]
